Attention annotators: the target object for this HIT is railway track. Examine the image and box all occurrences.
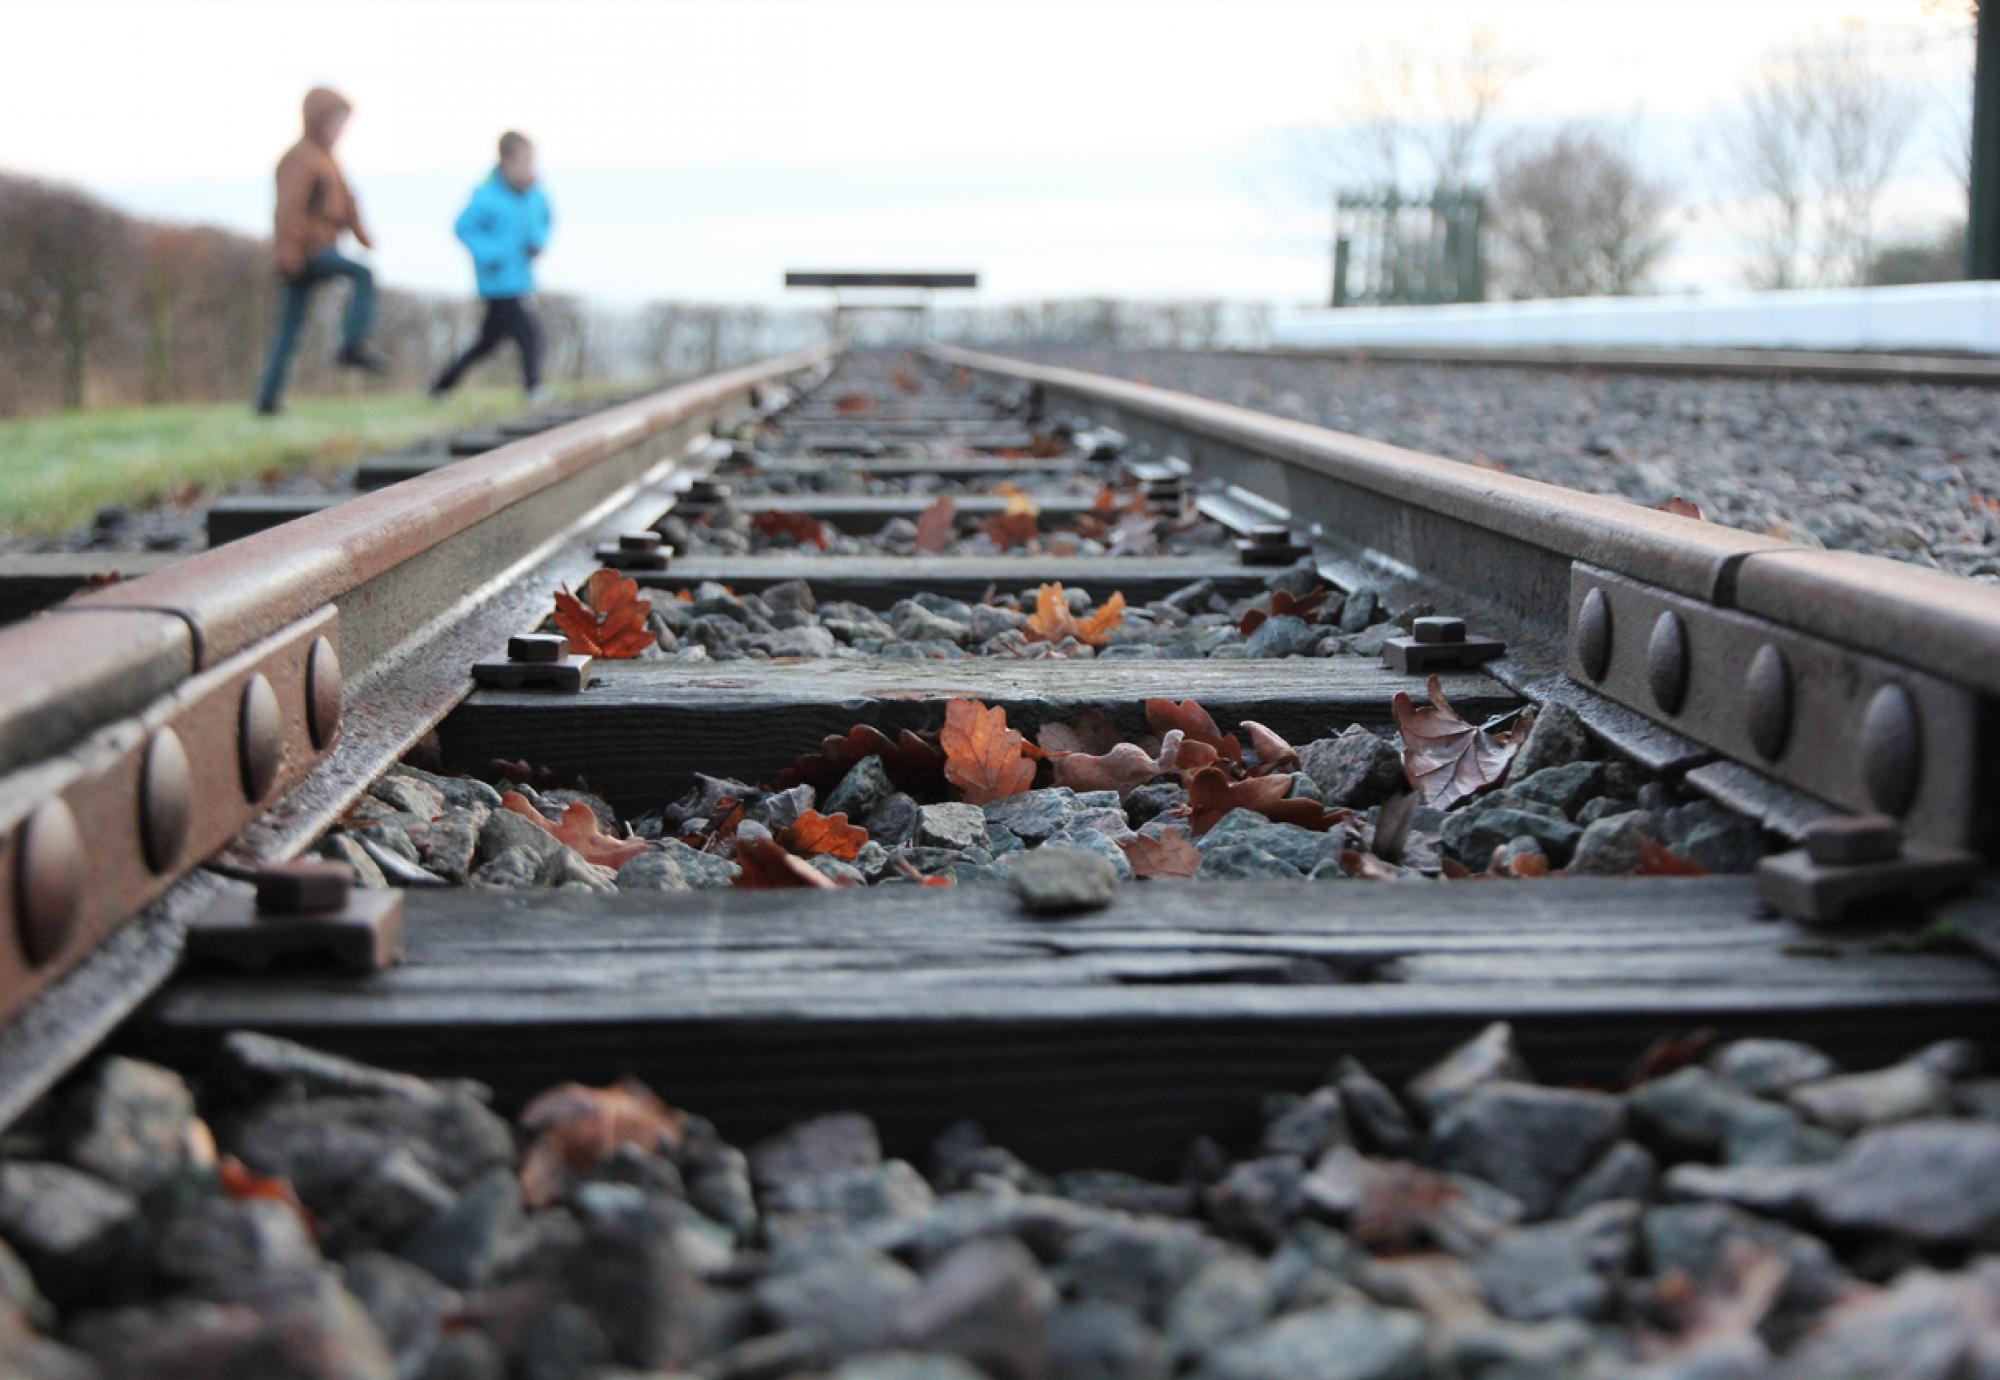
[2,344,1998,1376]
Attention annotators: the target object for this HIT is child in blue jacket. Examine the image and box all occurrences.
[431,131,552,399]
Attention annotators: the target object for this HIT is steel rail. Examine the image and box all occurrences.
[0,346,831,1097]
[1220,344,2000,387]
[929,343,2000,858]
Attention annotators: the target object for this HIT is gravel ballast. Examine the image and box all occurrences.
[3,1027,1996,1377]
[1002,347,2000,582]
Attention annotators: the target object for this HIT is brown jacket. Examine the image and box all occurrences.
[272,87,371,275]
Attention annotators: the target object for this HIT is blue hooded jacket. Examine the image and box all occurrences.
[455,170,551,300]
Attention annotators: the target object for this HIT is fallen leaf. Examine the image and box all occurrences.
[734,834,840,888]
[1391,676,1516,811]
[892,370,919,393]
[940,698,1036,804]
[983,511,1040,550]
[518,1078,685,1208]
[1023,583,1125,648]
[1186,766,1347,836]
[1614,1029,1719,1092]
[1502,849,1551,877]
[993,482,1040,518]
[1658,496,1705,520]
[1036,708,1123,756]
[1122,828,1202,878]
[1340,849,1404,880]
[914,497,957,554]
[501,792,648,870]
[1636,837,1708,876]
[1371,791,1418,864]
[1029,432,1065,458]
[553,568,655,659]
[834,393,876,414]
[219,1156,316,1236]
[751,509,832,550]
[893,856,954,887]
[1105,510,1160,555]
[1145,699,1242,763]
[1241,722,1299,776]
[773,724,948,797]
[779,808,868,860]
[1239,587,1331,637]
[1051,732,1183,796]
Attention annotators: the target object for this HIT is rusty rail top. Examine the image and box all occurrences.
[0,345,830,1043]
[0,346,832,777]
[930,344,2000,697]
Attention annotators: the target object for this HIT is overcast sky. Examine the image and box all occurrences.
[0,0,1974,307]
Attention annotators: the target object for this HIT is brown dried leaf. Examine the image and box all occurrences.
[834,392,876,414]
[500,792,648,870]
[1391,675,1516,811]
[779,808,868,861]
[1340,849,1404,880]
[1145,698,1242,763]
[1242,721,1299,776]
[733,834,841,889]
[1658,496,1705,520]
[1614,1029,1719,1092]
[772,723,948,797]
[1371,791,1418,865]
[1122,828,1202,878]
[1036,709,1122,756]
[1186,766,1347,836]
[519,1078,685,1208]
[940,698,1036,804]
[752,509,832,550]
[983,511,1040,550]
[1051,735,1177,796]
[914,496,957,554]
[1238,587,1331,636]
[553,568,655,659]
[1635,837,1709,876]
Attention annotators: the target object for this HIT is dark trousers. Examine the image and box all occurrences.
[256,249,376,411]
[434,296,542,393]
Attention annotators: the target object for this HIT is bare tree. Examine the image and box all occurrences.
[1295,23,1532,195]
[1489,124,1676,299]
[1714,28,1920,287]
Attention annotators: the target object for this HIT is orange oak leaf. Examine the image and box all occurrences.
[984,511,1040,550]
[1636,837,1709,876]
[1239,587,1331,636]
[733,834,841,889]
[1023,583,1126,648]
[1145,699,1242,763]
[915,496,958,554]
[779,808,868,860]
[500,792,649,870]
[219,1156,317,1236]
[1122,828,1202,878]
[940,698,1036,804]
[518,1078,685,1208]
[1658,496,1705,520]
[1391,675,1516,811]
[752,509,833,550]
[1186,766,1348,836]
[554,568,655,659]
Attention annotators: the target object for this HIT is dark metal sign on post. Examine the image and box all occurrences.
[1330,188,1485,307]
[1969,3,2000,280]
[785,271,980,340]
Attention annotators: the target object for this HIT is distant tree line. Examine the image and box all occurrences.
[0,172,808,417]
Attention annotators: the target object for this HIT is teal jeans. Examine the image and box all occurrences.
[256,249,376,410]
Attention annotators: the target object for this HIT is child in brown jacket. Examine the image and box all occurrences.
[256,87,385,414]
